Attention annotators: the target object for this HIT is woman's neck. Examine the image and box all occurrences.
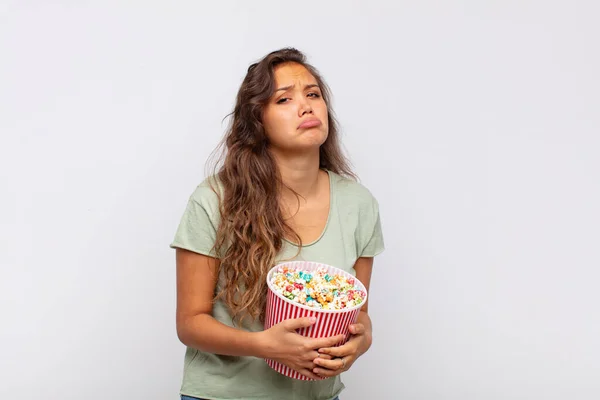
[273,150,322,200]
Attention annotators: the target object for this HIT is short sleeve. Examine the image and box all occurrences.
[169,184,220,258]
[359,197,385,258]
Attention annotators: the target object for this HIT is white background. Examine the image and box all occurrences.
[1,1,599,399]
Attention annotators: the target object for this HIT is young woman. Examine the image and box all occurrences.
[171,47,385,400]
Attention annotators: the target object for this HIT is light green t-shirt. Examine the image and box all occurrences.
[170,169,385,400]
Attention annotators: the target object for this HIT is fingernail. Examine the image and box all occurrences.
[310,317,316,323]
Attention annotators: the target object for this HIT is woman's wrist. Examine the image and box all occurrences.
[360,330,373,355]
[249,330,270,359]
[357,311,373,356]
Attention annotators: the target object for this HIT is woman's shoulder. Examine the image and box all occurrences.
[329,170,380,210]
[187,174,223,211]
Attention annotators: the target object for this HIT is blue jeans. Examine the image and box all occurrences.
[182,397,340,400]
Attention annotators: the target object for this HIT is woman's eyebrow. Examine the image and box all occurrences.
[275,83,320,93]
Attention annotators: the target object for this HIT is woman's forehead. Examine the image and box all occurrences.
[274,63,317,86]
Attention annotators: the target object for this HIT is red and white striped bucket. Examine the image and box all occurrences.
[264,261,367,380]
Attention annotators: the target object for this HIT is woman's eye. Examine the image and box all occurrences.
[276,92,320,104]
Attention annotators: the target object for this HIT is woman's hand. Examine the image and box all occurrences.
[258,317,345,380]
[310,322,372,378]
[314,258,375,378]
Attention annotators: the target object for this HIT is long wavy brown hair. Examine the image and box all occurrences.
[207,47,356,325]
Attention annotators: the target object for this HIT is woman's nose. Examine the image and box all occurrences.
[298,98,313,116]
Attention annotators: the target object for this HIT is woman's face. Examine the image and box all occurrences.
[262,62,329,153]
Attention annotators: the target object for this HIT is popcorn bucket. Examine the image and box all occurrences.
[264,261,368,380]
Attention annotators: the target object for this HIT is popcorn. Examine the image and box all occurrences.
[264,261,368,380]
[269,264,366,310]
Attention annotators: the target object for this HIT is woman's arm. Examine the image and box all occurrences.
[353,256,374,355]
[311,256,375,376]
[176,248,264,357]
[175,248,344,379]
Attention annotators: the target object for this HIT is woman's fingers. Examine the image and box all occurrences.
[304,351,330,363]
[316,352,333,360]
[318,342,352,358]
[300,351,331,369]
[349,323,366,335]
[313,357,348,378]
[313,367,340,378]
[309,334,346,351]
[313,356,346,371]
[300,368,324,380]
[288,351,335,377]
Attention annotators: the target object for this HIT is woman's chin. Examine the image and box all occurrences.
[299,130,328,146]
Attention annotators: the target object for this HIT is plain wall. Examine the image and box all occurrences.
[1,1,599,399]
